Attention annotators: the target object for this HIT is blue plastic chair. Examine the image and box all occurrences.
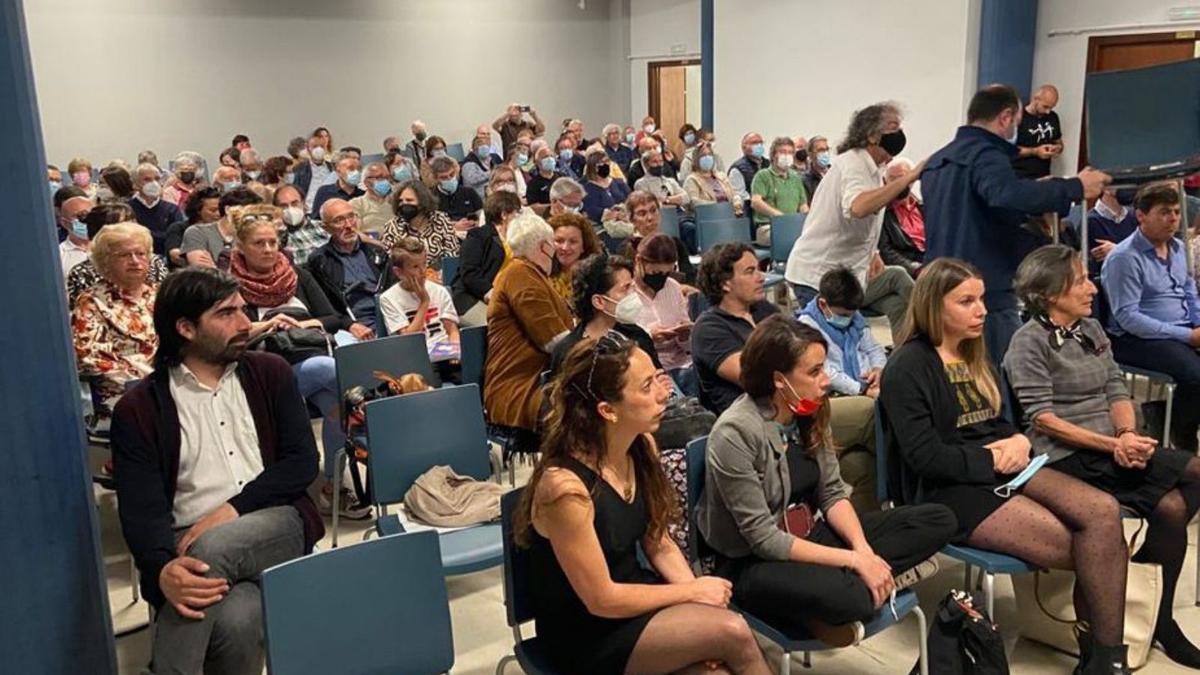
[658,206,682,239]
[769,213,806,269]
[460,324,487,390]
[261,531,454,675]
[874,400,1037,619]
[693,201,735,224]
[697,217,753,252]
[446,142,466,162]
[359,152,386,167]
[441,255,460,288]
[495,489,564,675]
[364,384,503,575]
[686,437,929,675]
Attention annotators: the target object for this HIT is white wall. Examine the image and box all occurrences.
[1033,0,1200,174]
[712,0,980,164]
[628,0,700,125]
[24,0,623,168]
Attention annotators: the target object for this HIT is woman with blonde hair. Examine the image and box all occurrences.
[72,222,158,425]
[515,333,771,675]
[880,257,1132,674]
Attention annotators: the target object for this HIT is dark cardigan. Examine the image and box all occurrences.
[111,351,323,608]
[452,223,507,314]
[878,336,1015,506]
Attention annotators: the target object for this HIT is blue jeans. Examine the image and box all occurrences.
[293,356,344,480]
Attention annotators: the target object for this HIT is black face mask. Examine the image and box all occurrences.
[596,164,611,179]
[794,149,808,165]
[397,203,421,221]
[1115,188,1137,207]
[896,186,911,201]
[879,129,907,156]
[178,171,195,184]
[647,165,664,178]
[643,272,670,292]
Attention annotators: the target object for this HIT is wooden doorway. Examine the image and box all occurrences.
[649,59,701,159]
[1079,31,1200,169]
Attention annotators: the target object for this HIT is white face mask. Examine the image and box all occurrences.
[775,154,794,170]
[311,146,326,163]
[282,205,306,226]
[605,292,645,324]
[141,180,162,199]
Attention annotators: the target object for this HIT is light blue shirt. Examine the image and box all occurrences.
[797,312,888,396]
[1101,228,1200,343]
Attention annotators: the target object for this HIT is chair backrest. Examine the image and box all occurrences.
[459,325,488,389]
[334,332,435,395]
[684,436,708,559]
[500,488,536,627]
[697,217,752,252]
[446,143,466,162]
[658,207,682,239]
[694,201,735,223]
[261,530,454,675]
[441,255,460,288]
[769,212,805,262]
[365,384,491,505]
[360,152,386,167]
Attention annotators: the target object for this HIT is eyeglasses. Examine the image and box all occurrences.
[573,330,631,401]
[327,212,359,227]
[237,213,276,227]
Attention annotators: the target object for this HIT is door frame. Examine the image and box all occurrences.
[647,58,702,129]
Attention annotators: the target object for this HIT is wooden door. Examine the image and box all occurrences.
[649,59,699,159]
[1079,32,1200,169]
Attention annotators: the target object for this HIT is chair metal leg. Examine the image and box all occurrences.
[331,449,346,548]
[780,649,791,675]
[129,557,139,603]
[1164,382,1176,449]
[495,654,515,675]
[914,605,929,675]
[984,572,996,621]
[963,563,973,591]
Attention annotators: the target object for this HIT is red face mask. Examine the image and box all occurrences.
[781,376,822,417]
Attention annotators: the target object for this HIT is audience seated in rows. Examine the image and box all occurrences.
[698,314,954,644]
[878,158,925,279]
[515,333,772,675]
[111,268,322,674]
[453,191,521,327]
[1006,244,1200,666]
[547,212,604,304]
[784,103,916,339]
[1101,182,1200,452]
[683,141,742,218]
[306,198,383,340]
[380,179,462,272]
[879,257,1131,673]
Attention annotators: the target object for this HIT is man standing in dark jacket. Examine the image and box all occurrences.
[112,268,322,675]
[922,84,1109,363]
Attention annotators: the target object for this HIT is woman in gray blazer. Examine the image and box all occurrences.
[696,315,955,646]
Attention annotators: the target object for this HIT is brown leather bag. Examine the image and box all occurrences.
[780,503,816,539]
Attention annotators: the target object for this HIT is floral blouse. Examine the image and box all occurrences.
[380,210,461,265]
[72,279,158,417]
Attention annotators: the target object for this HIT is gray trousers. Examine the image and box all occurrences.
[862,265,914,341]
[151,505,304,675]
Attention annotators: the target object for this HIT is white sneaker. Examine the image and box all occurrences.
[318,490,373,521]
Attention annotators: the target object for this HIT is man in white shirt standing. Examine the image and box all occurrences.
[112,268,321,675]
[784,101,923,339]
[57,195,93,282]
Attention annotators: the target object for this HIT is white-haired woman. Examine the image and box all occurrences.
[72,222,158,426]
[483,211,574,455]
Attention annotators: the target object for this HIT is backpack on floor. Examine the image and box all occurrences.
[342,370,431,504]
[913,590,1009,675]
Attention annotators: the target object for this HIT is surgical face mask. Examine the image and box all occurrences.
[775,154,794,170]
[431,148,447,158]
[539,156,557,173]
[605,292,644,324]
[222,180,242,192]
[141,180,162,199]
[343,170,362,186]
[643,123,656,134]
[310,146,326,163]
[559,149,574,162]
[562,203,582,214]
[642,271,669,292]
[625,132,635,144]
[879,129,907,156]
[72,171,91,187]
[476,146,491,159]
[438,178,459,194]
[825,311,853,329]
[178,171,195,184]
[697,155,715,172]
[49,180,62,194]
[817,151,832,169]
[781,376,822,416]
[284,172,295,185]
[392,165,413,182]
[596,164,611,178]
[515,153,529,166]
[71,218,89,239]
[993,453,1048,498]
[683,132,696,146]
[245,170,261,181]
[371,179,392,197]
[750,143,765,159]
[282,205,306,227]
[1006,122,1019,145]
[397,203,421,221]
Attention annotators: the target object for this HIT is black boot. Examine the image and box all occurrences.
[1156,619,1200,668]
[1072,623,1093,675]
[1081,643,1130,675]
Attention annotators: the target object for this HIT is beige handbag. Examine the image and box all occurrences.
[403,465,505,528]
[1011,521,1162,669]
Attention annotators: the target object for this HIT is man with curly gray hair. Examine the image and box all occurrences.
[784,101,923,340]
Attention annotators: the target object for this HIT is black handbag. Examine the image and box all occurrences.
[249,328,332,364]
[913,590,1009,675]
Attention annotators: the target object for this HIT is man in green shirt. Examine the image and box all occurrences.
[750,136,809,243]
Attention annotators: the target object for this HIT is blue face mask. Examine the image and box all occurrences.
[439,178,459,194]
[515,153,529,166]
[371,180,392,197]
[49,180,62,194]
[750,143,765,159]
[284,172,295,185]
[559,149,574,162]
[625,132,635,144]
[683,132,696,145]
[826,313,853,329]
[392,165,412,182]
[222,180,242,192]
[71,218,89,239]
[993,453,1048,497]
[344,170,362,186]
[539,156,557,173]
[697,155,715,172]
[476,146,491,159]
[817,151,832,168]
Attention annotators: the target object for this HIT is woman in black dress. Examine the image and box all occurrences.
[880,258,1132,675]
[515,333,770,675]
[1006,245,1200,667]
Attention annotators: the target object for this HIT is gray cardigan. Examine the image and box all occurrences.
[696,393,852,561]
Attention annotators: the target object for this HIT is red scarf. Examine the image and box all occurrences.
[231,251,298,308]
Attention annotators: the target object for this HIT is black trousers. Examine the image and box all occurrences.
[717,503,955,631]
[1111,334,1200,451]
